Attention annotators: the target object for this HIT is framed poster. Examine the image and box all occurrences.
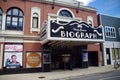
[26,52,42,68]
[4,44,23,69]
[82,52,88,62]
[4,52,22,69]
[43,53,51,64]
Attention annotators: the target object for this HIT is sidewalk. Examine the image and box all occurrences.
[0,65,119,80]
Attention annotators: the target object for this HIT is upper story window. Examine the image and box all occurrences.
[0,8,2,30]
[6,8,24,31]
[87,16,93,27]
[56,8,74,24]
[31,7,40,32]
[32,13,39,28]
[105,26,116,38]
[59,9,73,18]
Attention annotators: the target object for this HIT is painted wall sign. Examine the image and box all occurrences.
[50,21,103,40]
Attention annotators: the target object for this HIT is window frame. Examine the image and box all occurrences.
[87,16,94,27]
[105,26,116,38]
[30,7,40,33]
[59,10,73,18]
[5,8,24,31]
[56,8,74,24]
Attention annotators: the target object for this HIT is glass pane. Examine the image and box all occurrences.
[59,10,73,18]
[12,21,17,26]
[6,21,11,28]
[19,18,23,27]
[12,17,18,22]
[6,16,11,28]
[7,16,11,21]
[7,10,12,15]
[12,17,18,26]
[19,11,23,16]
[32,18,38,28]
[33,13,38,17]
[13,9,18,16]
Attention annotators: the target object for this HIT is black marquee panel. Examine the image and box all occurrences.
[50,20,103,40]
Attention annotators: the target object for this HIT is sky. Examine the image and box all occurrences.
[77,0,120,18]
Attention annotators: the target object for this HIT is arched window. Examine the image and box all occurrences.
[32,13,39,28]
[0,8,2,30]
[6,8,24,31]
[59,9,73,18]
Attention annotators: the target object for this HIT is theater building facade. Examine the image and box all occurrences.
[0,0,103,74]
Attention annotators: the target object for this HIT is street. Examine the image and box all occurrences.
[59,70,120,80]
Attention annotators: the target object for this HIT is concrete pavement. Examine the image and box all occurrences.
[0,65,119,80]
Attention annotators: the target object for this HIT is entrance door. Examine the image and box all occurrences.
[51,48,72,70]
[106,48,111,65]
[88,51,98,66]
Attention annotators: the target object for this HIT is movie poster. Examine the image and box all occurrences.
[4,52,22,68]
[82,52,88,62]
[26,52,42,68]
[4,44,23,69]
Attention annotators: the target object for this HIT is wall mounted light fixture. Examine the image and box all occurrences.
[52,0,55,9]
[3,0,7,2]
[76,1,80,13]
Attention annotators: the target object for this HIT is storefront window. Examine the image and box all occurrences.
[6,8,24,31]
[0,8,2,30]
[116,49,119,59]
[112,48,115,60]
[112,48,120,60]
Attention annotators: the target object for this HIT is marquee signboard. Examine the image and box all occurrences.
[50,20,103,41]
